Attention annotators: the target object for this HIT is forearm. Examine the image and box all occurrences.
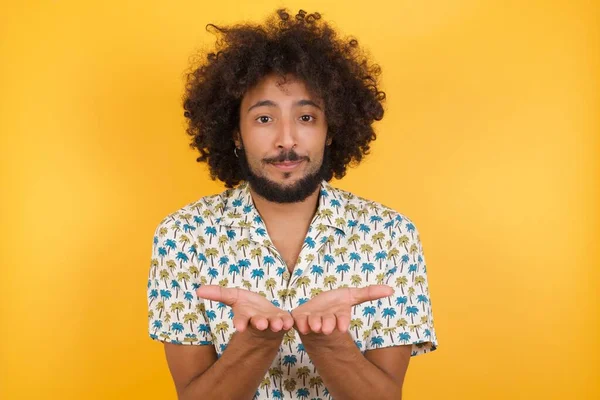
[181,330,282,400]
[300,331,402,400]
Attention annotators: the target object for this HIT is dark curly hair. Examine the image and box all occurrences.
[182,8,386,188]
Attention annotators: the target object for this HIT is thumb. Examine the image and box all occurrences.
[349,285,394,306]
[196,285,239,307]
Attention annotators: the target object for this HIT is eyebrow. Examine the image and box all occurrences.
[247,99,322,113]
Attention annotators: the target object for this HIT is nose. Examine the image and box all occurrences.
[274,117,297,151]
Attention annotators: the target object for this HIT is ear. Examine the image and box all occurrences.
[233,130,242,148]
[326,135,333,146]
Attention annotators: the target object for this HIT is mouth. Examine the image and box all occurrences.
[269,160,305,171]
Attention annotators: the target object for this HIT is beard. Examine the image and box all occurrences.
[237,146,330,203]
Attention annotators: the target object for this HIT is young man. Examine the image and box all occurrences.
[147,9,438,400]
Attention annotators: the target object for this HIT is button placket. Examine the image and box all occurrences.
[289,231,331,292]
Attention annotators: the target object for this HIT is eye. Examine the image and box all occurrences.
[300,115,315,122]
[256,116,272,124]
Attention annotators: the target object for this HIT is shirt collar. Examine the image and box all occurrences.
[216,180,348,235]
[314,180,348,233]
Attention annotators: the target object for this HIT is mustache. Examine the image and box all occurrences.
[264,150,309,163]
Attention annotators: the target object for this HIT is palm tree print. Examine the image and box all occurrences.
[283,355,298,375]
[382,307,397,327]
[350,318,364,336]
[183,312,198,330]
[383,326,397,343]
[350,274,362,287]
[283,330,296,352]
[263,255,275,274]
[361,262,375,280]
[269,367,283,388]
[296,366,311,386]
[335,263,350,280]
[251,268,265,287]
[215,322,228,341]
[265,278,276,297]
[323,275,337,290]
[309,376,324,396]
[283,378,297,398]
[296,387,310,399]
[372,321,383,334]
[405,306,419,324]
[370,335,384,348]
[296,343,307,363]
[147,180,438,399]
[260,377,271,397]
[363,306,376,326]
[310,265,324,284]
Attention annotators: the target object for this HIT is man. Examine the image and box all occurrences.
[147,8,438,400]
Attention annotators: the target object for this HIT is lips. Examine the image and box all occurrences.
[270,160,304,170]
[274,161,301,166]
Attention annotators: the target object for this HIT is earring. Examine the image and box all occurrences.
[234,147,239,158]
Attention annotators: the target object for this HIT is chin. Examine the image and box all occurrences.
[271,171,308,183]
[246,166,325,203]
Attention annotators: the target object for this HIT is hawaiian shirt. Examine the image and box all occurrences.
[147,180,438,399]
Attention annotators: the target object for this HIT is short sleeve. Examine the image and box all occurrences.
[365,217,438,356]
[146,215,213,345]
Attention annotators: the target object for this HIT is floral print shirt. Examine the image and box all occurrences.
[147,180,438,399]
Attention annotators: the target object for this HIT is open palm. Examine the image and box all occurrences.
[196,285,294,338]
[291,285,393,335]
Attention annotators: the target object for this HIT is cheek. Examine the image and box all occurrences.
[240,134,266,159]
[310,137,328,158]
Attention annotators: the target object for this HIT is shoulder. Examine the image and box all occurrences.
[328,183,419,234]
[152,186,238,233]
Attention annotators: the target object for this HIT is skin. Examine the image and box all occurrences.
[235,72,331,194]
[163,73,412,400]
[235,73,332,270]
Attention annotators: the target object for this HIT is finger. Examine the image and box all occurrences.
[233,312,251,332]
[196,285,239,307]
[308,314,322,333]
[293,312,310,335]
[268,315,284,332]
[336,313,351,332]
[250,314,269,331]
[321,314,337,335]
[282,312,295,331]
[349,285,394,306]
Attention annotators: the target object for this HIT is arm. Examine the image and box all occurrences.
[165,328,284,400]
[297,219,438,399]
[290,285,411,400]
[299,331,410,400]
[148,221,293,399]
[167,285,295,400]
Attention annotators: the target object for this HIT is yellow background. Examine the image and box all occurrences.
[1,0,598,399]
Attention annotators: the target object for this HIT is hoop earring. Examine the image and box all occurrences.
[234,147,239,158]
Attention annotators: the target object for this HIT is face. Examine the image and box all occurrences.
[236,73,331,203]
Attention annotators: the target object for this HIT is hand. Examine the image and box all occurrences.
[291,285,393,336]
[196,285,294,339]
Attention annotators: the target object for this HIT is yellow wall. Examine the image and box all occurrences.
[1,0,598,399]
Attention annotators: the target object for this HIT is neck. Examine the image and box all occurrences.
[248,184,322,228]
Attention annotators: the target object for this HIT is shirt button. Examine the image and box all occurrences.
[282,271,291,281]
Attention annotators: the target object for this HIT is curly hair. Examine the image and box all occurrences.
[182,8,386,188]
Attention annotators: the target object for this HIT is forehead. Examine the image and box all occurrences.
[241,73,322,106]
